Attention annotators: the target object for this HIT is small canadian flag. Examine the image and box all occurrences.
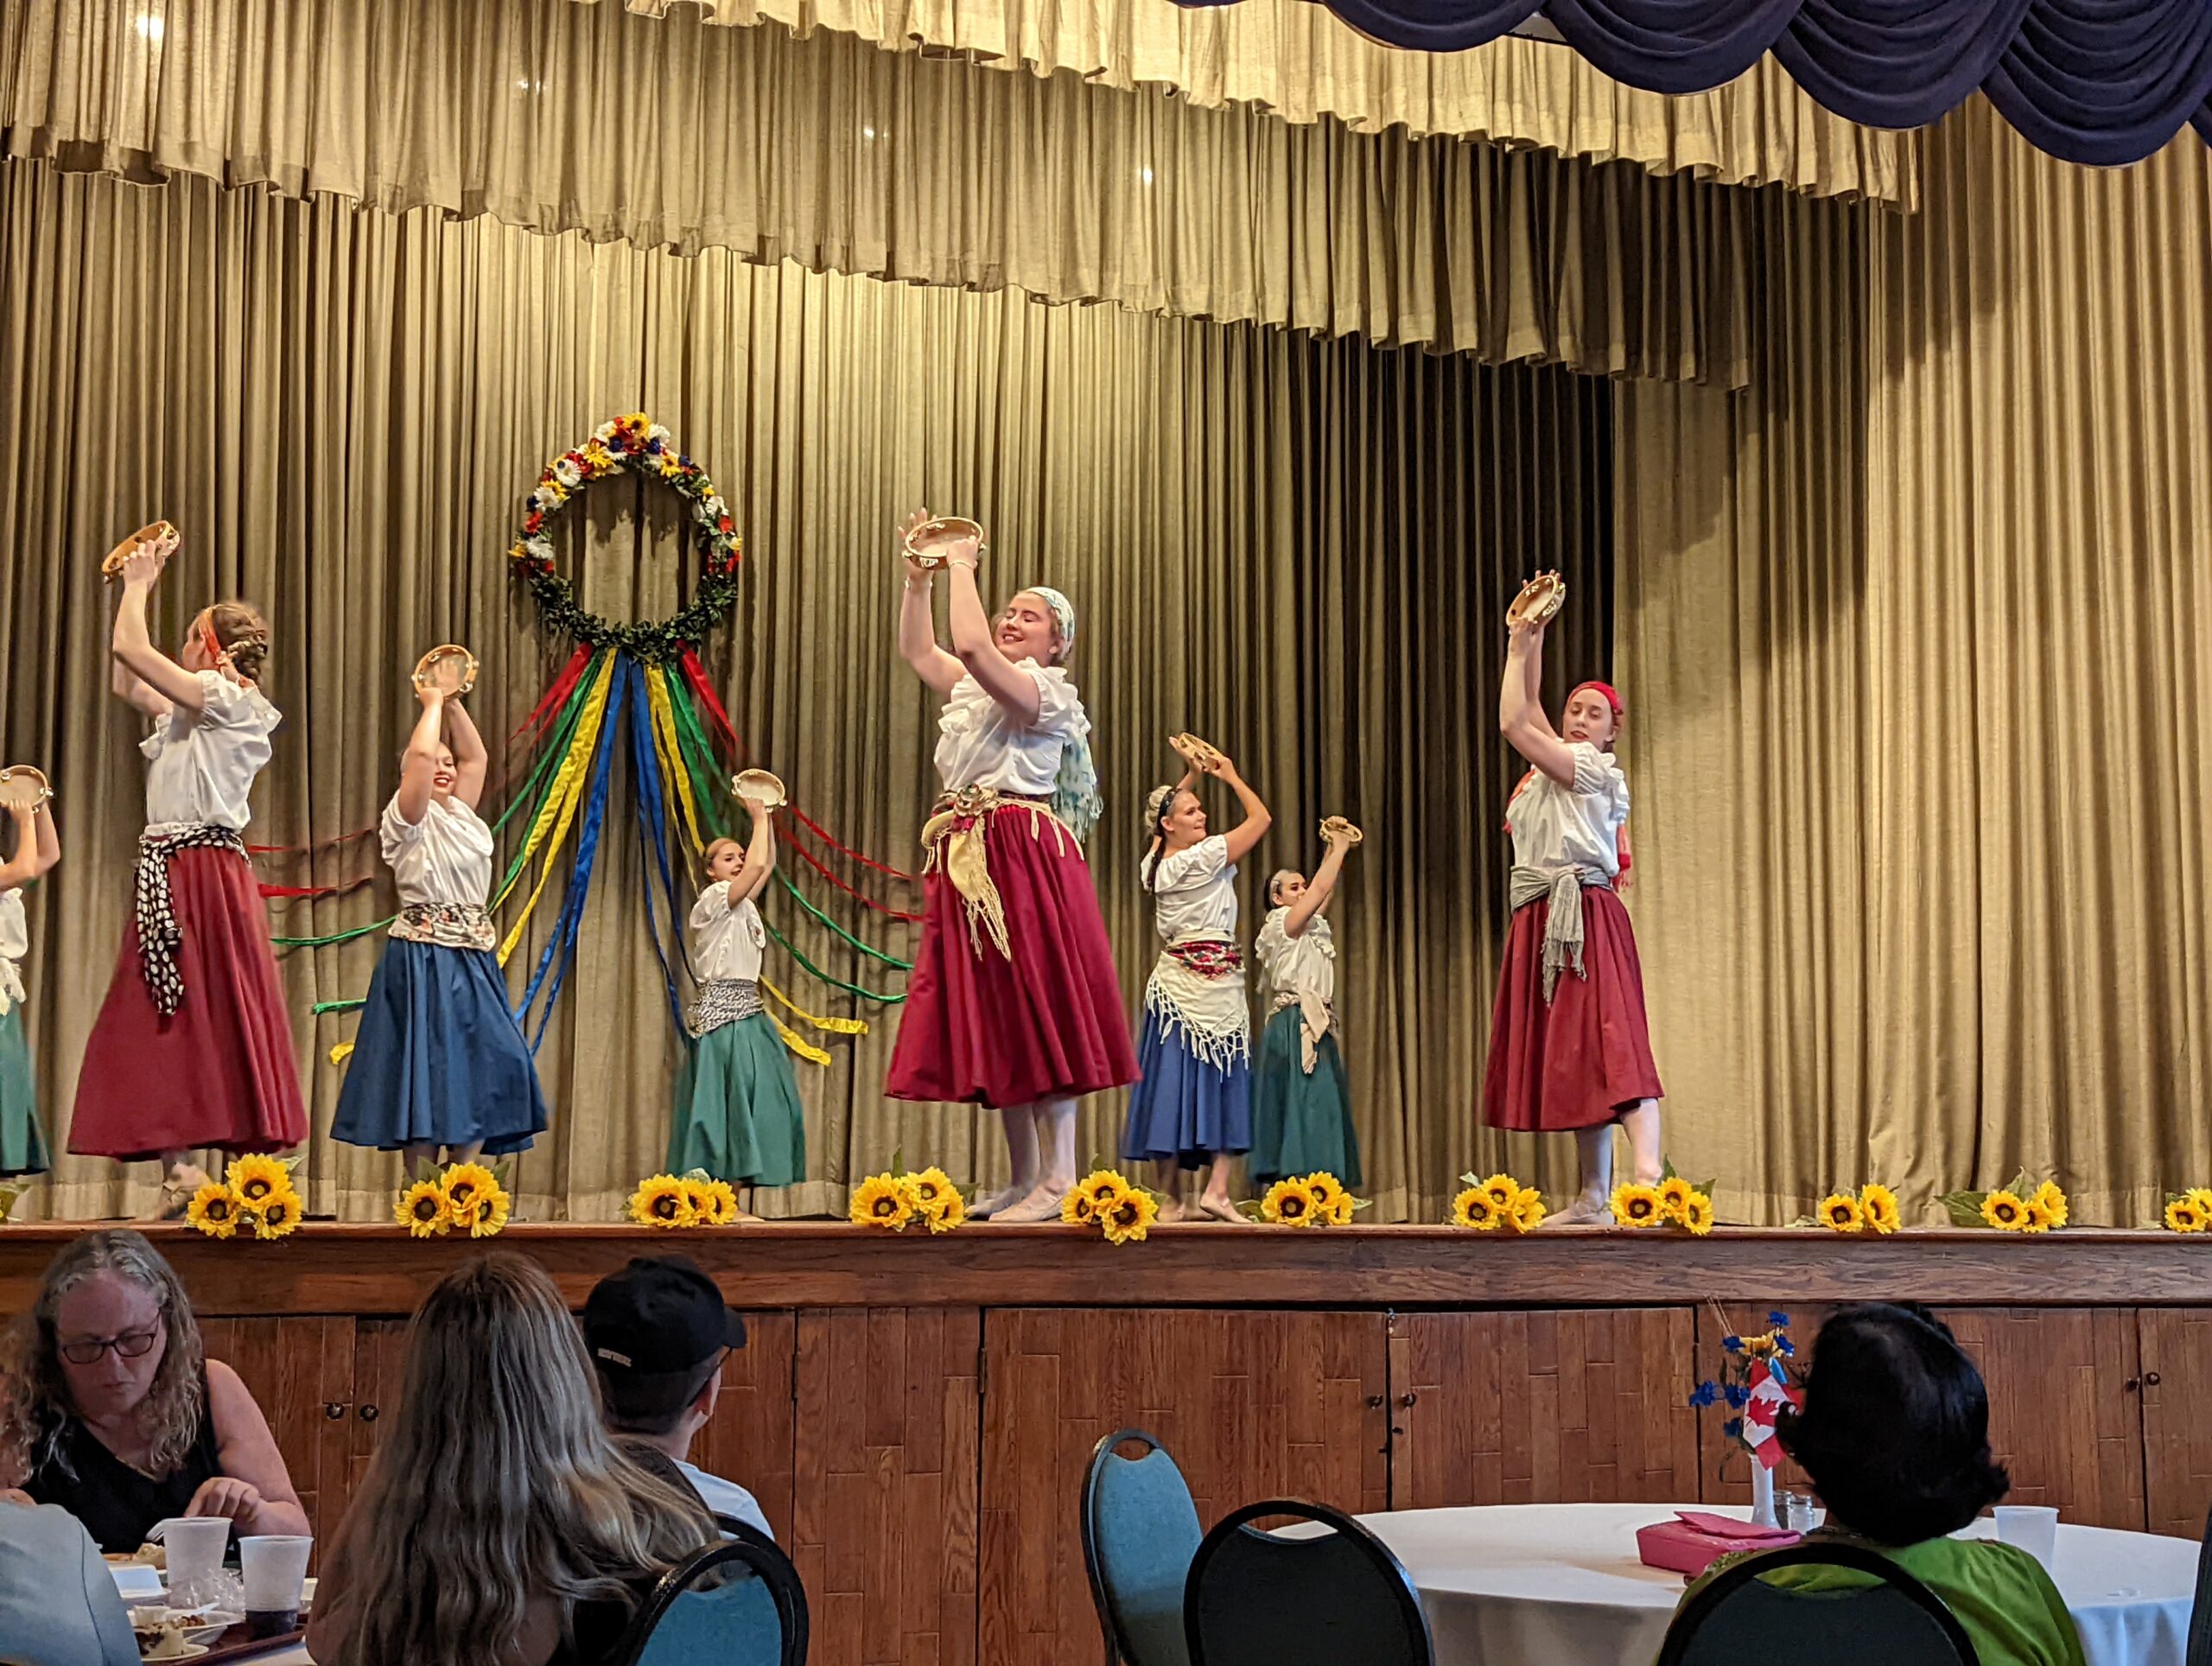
[1742,1358,1802,1471]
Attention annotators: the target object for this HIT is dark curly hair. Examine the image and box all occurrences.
[1777,1302,2010,1545]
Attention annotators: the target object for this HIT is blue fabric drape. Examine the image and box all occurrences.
[1775,0,2036,131]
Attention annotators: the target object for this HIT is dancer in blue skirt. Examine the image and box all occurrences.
[667,793,805,1199]
[330,666,548,1168]
[1118,739,1271,1223]
[0,791,60,1179]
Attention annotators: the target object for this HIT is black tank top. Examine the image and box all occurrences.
[23,1384,223,1554]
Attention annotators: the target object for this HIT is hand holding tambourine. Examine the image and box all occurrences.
[1505,571,1566,633]
[0,766,52,813]
[412,645,479,701]
[732,769,788,812]
[1168,732,1227,775]
[899,511,985,575]
[1320,815,1362,849]
[102,521,180,588]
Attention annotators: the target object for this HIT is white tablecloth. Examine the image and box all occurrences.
[1352,1504,2197,1666]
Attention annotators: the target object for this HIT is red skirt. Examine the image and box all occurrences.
[1481,887,1663,1132]
[69,846,308,1161]
[887,804,1139,1110]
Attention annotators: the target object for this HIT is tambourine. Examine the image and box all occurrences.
[412,644,479,696]
[0,766,53,808]
[1506,570,1567,629]
[1169,731,1225,773]
[903,516,986,571]
[732,769,788,810]
[100,521,179,580]
[1320,815,1363,847]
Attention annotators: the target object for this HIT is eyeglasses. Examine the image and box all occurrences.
[57,1328,161,1366]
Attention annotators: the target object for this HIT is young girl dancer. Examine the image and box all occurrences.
[666,797,806,1199]
[887,510,1137,1224]
[71,528,307,1211]
[1119,741,1271,1222]
[1484,615,1662,1224]
[1249,819,1359,1189]
[330,672,547,1169]
[0,792,60,1180]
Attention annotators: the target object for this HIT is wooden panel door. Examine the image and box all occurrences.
[979,1307,1389,1666]
[791,1307,980,1666]
[2134,1308,2212,1540]
[690,1309,798,1543]
[199,1316,358,1547]
[1396,1308,1699,1508]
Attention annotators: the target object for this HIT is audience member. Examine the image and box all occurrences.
[307,1253,713,1666]
[0,1230,308,1552]
[0,1489,138,1666]
[582,1256,773,1539]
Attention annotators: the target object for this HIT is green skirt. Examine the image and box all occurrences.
[669,1011,807,1187]
[0,1005,49,1178]
[1249,1005,1359,1189]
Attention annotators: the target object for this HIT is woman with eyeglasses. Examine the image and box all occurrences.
[0,1230,308,1552]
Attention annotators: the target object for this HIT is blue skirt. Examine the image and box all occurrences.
[1118,1008,1252,1168]
[330,938,549,1154]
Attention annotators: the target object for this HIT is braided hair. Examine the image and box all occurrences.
[1140,783,1178,893]
[206,599,271,683]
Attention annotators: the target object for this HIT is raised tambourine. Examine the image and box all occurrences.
[1319,815,1363,847]
[411,644,479,696]
[903,516,986,571]
[1505,570,1567,629]
[0,766,53,808]
[1169,732,1225,773]
[732,769,788,810]
[100,521,179,580]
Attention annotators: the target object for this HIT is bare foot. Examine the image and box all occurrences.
[1198,1195,1250,1224]
[152,1165,213,1220]
[995,1181,1074,1224]
[1156,1197,1192,1224]
[969,1183,1033,1220]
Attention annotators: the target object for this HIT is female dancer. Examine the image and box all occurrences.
[887,510,1137,1223]
[1484,615,1662,1224]
[666,798,806,1199]
[71,530,306,1211]
[1119,741,1271,1221]
[0,792,60,1180]
[330,671,547,1168]
[1249,819,1359,1189]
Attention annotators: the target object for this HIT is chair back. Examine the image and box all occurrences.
[1656,1542,1979,1665]
[2186,1505,2212,1666]
[1183,1499,1433,1666]
[1082,1428,1203,1666]
[614,1523,809,1666]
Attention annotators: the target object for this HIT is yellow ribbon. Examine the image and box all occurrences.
[497,655,619,964]
[766,1008,832,1066]
[761,976,868,1036]
[328,1041,355,1066]
[644,663,707,860]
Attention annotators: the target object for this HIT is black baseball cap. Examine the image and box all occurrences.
[582,1256,747,1380]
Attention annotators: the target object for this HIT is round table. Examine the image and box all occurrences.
[1351,1503,2198,1666]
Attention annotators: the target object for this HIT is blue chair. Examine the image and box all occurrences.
[614,1523,809,1666]
[1182,1499,1433,1666]
[1656,1542,1978,1664]
[1082,1428,1203,1666]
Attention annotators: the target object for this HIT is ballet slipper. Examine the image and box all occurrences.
[969,1183,1034,1220]
[993,1182,1074,1224]
[1541,1195,1611,1229]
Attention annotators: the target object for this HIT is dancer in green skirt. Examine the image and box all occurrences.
[0,790,60,1179]
[668,792,806,1204]
[1249,817,1359,1188]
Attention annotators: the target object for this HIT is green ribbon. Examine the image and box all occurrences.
[776,868,912,970]
[763,919,906,1004]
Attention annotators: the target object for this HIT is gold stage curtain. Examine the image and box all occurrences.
[575,0,1916,208]
[1618,101,2212,1227]
[0,0,1755,383]
[0,156,1611,1224]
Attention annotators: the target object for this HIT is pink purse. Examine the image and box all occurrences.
[1636,1511,1802,1577]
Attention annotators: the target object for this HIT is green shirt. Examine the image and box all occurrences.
[1681,1534,2088,1666]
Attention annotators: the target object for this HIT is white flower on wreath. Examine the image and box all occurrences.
[647,423,671,446]
[591,419,619,444]
[553,456,582,487]
[702,494,726,519]
[524,533,554,561]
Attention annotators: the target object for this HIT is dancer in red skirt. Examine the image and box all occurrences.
[70,527,307,1214]
[887,510,1138,1222]
[1483,614,1663,1225]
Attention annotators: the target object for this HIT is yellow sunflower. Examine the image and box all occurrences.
[186,1182,241,1240]
[2189,1187,2212,1217]
[1302,1173,1347,1216]
[2031,1181,2069,1230]
[1060,1188,1097,1226]
[1679,1189,1715,1236]
[1478,1173,1521,1212]
[1611,1183,1666,1228]
[2164,1198,2208,1234]
[441,1161,499,1217]
[1981,1189,2027,1230]
[2019,1200,2054,1234]
[396,1180,450,1238]
[1820,1192,1866,1233]
[1326,1192,1357,1228]
[1079,1170,1132,1209]
[468,1190,512,1238]
[702,1180,741,1226]
[250,1190,301,1240]
[1262,1179,1320,1227]
[922,1186,967,1235]
[908,1167,958,1213]
[1099,1190,1160,1245]
[1510,1188,1548,1233]
[682,1180,715,1224]
[226,1154,290,1207]
[631,1174,697,1230]
[1656,1177,1695,1221]
[1859,1183,1901,1235]
[1452,1187,1501,1230]
[849,1174,913,1230]
[448,1192,483,1234]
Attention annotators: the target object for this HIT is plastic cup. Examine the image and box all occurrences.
[157,1517,231,1599]
[238,1535,313,1635]
[1993,1504,2060,1568]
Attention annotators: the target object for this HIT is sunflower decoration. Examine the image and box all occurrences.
[1819,1192,1866,1233]
[1611,1183,1666,1229]
[468,1187,512,1239]
[1511,1187,1547,1232]
[1059,1187,1099,1226]
[906,1167,965,1234]
[1677,1190,1714,1236]
[1098,1188,1160,1246]
[441,1161,499,1218]
[249,1190,302,1241]
[2031,1180,2069,1230]
[1859,1182,1902,1234]
[186,1182,242,1241]
[1981,1190,2027,1230]
[1452,1186,1502,1230]
[1059,1166,1165,1244]
[1261,1178,1322,1228]
[396,1180,451,1239]
[849,1173,914,1231]
[632,1173,700,1230]
[700,1179,741,1228]
[226,1154,293,1210]
[1078,1169,1132,1211]
[2164,1194,2209,1234]
[682,1177,715,1224]
[1656,1177,1694,1218]
[1942,1172,2068,1234]
[1270,1172,1366,1227]
[1478,1173,1521,1213]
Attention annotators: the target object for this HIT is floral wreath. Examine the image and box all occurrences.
[506,412,742,664]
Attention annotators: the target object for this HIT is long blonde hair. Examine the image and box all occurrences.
[0,1230,207,1487]
[321,1254,710,1666]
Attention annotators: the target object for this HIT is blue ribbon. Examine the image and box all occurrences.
[517,662,627,1051]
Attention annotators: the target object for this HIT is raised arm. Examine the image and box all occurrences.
[896,510,966,696]
[0,806,40,893]
[1208,755,1273,865]
[731,798,776,905]
[111,538,210,714]
[1283,829,1352,938]
[1498,620,1578,788]
[944,559,1042,724]
[443,690,490,811]
[392,686,447,825]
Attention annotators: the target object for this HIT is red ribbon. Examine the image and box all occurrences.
[246,827,376,855]
[785,806,918,886]
[512,645,594,743]
[775,825,922,920]
[677,646,747,763]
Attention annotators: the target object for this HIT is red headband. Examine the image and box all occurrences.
[1570,680,1624,723]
